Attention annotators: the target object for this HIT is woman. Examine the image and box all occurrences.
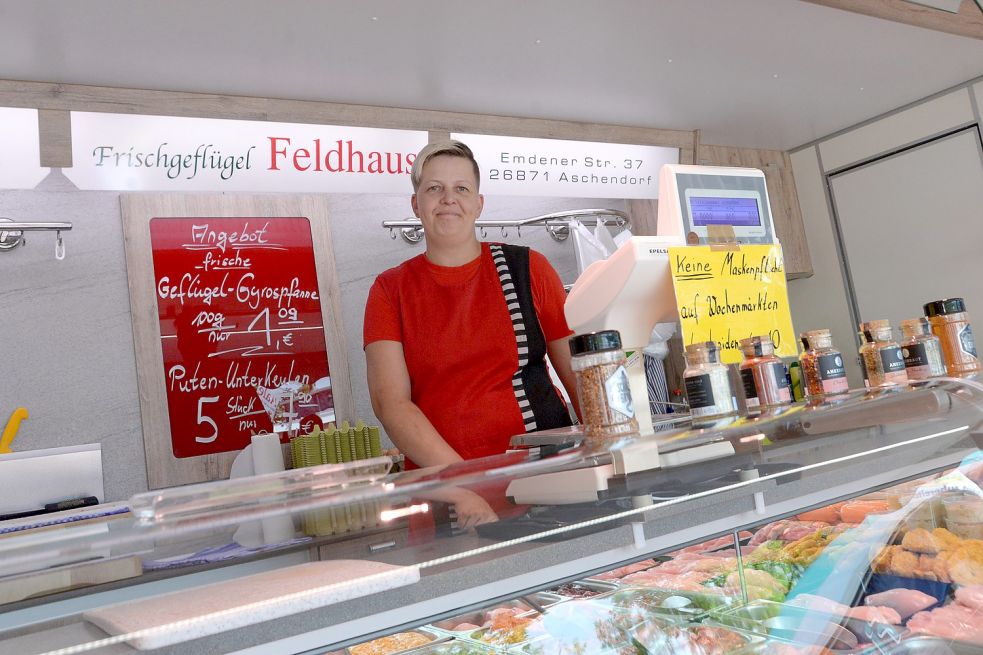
[363,140,580,526]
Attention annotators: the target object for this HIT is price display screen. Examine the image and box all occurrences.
[689,196,761,227]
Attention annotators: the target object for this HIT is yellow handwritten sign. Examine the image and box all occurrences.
[669,244,797,364]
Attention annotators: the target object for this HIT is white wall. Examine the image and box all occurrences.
[0,177,626,501]
[787,76,983,386]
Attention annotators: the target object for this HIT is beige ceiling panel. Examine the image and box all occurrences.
[818,89,974,172]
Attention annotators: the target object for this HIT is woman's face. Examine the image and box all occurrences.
[412,155,483,249]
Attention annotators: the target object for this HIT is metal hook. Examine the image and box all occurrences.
[500,226,508,239]
[55,231,65,260]
[390,228,397,240]
[517,226,522,239]
[479,226,487,239]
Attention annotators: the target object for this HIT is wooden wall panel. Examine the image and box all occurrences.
[697,144,813,279]
[37,109,72,168]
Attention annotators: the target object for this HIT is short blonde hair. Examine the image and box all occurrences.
[410,140,480,192]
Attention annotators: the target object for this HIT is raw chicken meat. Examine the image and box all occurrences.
[592,559,657,580]
[786,594,850,615]
[619,569,715,591]
[748,520,831,547]
[655,554,734,576]
[846,605,902,624]
[666,532,753,556]
[907,603,983,642]
[955,585,983,612]
[864,588,938,619]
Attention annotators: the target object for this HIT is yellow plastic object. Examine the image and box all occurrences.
[0,407,28,453]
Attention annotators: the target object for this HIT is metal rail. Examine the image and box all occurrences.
[382,208,630,244]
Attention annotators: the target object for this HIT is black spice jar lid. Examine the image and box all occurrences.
[924,298,967,317]
[569,330,622,356]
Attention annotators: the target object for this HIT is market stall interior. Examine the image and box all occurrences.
[3,2,983,654]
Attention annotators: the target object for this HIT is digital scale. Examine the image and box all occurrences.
[507,164,780,505]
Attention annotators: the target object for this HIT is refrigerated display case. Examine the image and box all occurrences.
[3,379,983,654]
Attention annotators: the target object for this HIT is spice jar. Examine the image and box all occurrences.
[900,317,947,380]
[569,330,639,440]
[858,320,908,388]
[739,335,792,408]
[683,341,737,419]
[924,298,981,377]
[799,329,849,398]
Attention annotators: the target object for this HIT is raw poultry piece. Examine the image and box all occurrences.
[907,603,983,642]
[591,559,657,580]
[620,569,714,591]
[845,605,902,624]
[666,532,754,556]
[955,584,983,612]
[748,520,831,547]
[655,554,735,576]
[864,588,938,619]
[786,594,850,615]
[700,545,756,558]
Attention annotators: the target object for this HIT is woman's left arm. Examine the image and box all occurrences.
[547,336,581,422]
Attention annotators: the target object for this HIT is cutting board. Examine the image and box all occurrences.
[84,560,420,650]
[0,555,142,604]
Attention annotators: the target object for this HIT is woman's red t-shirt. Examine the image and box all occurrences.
[363,243,572,466]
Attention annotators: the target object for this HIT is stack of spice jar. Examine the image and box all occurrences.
[679,297,981,416]
[571,297,980,428]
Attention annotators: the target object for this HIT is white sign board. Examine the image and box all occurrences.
[452,133,678,199]
[0,108,49,189]
[66,112,428,193]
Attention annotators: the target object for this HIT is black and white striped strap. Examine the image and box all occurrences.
[489,244,537,432]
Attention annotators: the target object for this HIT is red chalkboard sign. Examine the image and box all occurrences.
[149,217,332,458]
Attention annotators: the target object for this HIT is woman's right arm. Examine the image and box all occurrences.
[365,339,463,469]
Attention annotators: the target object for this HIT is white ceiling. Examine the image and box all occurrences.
[1,0,982,151]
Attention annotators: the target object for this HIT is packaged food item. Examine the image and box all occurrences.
[924,297,982,376]
[569,330,639,441]
[739,335,792,408]
[683,341,736,419]
[799,329,850,397]
[942,493,983,539]
[858,320,908,388]
[900,317,947,380]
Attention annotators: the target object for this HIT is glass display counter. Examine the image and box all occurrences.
[3,379,983,654]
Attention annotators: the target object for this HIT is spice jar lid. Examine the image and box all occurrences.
[900,317,931,334]
[568,330,622,356]
[685,341,721,363]
[924,298,967,317]
[801,329,831,350]
[859,319,890,331]
[739,335,773,357]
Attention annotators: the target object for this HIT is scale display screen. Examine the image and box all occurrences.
[688,196,761,227]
